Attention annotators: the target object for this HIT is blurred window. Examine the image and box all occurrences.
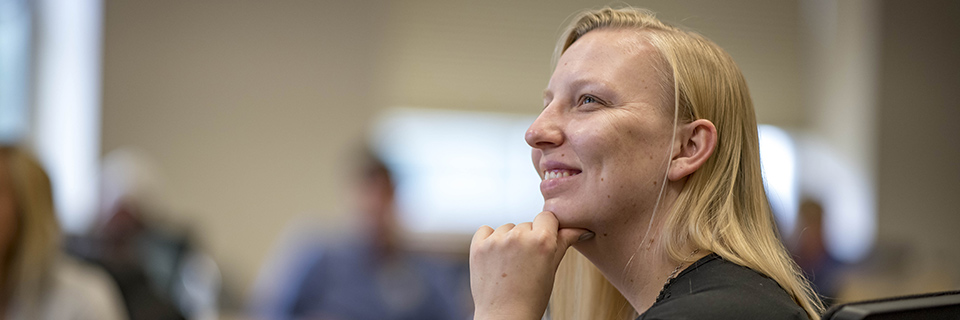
[5,0,103,233]
[373,108,542,234]
[0,0,32,143]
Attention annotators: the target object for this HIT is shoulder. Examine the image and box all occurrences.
[641,255,807,320]
[643,288,808,320]
[43,255,128,320]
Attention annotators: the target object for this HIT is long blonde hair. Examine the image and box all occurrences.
[0,146,61,317]
[548,8,822,320]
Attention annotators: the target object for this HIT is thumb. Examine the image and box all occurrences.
[556,227,594,251]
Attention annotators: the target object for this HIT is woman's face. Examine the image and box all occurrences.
[526,28,675,232]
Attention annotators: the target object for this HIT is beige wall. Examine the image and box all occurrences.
[875,0,960,291]
[100,0,960,304]
[101,0,389,298]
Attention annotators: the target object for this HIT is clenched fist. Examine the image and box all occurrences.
[469,211,594,320]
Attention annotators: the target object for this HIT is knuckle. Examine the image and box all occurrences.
[534,232,557,253]
[538,240,557,255]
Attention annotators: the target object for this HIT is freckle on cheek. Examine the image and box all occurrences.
[607,195,610,198]
[561,153,565,157]
[653,181,657,186]
[501,273,508,278]
[601,178,604,181]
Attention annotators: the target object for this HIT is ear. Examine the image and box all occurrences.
[668,119,717,181]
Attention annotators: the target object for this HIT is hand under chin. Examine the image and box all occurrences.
[543,205,593,231]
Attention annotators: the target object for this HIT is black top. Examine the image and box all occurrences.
[637,253,808,320]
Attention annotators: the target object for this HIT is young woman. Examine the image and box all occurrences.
[469,7,822,320]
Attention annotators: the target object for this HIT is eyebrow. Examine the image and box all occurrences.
[543,78,615,100]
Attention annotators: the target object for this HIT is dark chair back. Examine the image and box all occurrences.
[823,290,960,319]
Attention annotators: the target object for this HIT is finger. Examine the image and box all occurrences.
[552,228,593,266]
[472,225,494,244]
[516,222,533,231]
[473,226,493,240]
[557,227,594,249]
[492,223,516,235]
[532,211,559,236]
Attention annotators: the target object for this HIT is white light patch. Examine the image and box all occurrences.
[33,0,103,233]
[373,108,542,234]
[758,125,800,238]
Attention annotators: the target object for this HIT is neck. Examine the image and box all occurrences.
[574,221,673,313]
[571,188,707,314]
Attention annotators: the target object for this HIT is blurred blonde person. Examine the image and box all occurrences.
[469,7,822,320]
[0,146,127,320]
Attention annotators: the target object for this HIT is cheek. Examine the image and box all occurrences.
[566,122,607,159]
[530,149,542,174]
[598,132,669,185]
[574,124,638,166]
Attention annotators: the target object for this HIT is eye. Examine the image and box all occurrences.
[578,94,603,108]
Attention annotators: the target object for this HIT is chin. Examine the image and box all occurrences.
[543,201,590,228]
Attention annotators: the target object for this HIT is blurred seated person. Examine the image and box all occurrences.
[792,199,846,306]
[66,148,219,320]
[250,150,469,320]
[0,145,127,319]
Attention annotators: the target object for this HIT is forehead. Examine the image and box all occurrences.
[564,28,661,66]
[549,28,668,96]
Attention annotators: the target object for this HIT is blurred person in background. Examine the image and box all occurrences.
[250,149,469,320]
[791,199,846,306]
[0,145,127,319]
[66,148,220,320]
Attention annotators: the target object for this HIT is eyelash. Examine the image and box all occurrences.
[578,94,603,107]
[541,94,605,110]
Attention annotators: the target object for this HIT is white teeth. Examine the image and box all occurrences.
[543,170,575,180]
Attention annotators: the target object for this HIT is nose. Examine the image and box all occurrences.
[525,106,563,149]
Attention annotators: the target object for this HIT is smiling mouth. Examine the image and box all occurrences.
[543,169,582,181]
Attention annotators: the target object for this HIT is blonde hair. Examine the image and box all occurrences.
[548,8,823,320]
[0,146,61,317]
